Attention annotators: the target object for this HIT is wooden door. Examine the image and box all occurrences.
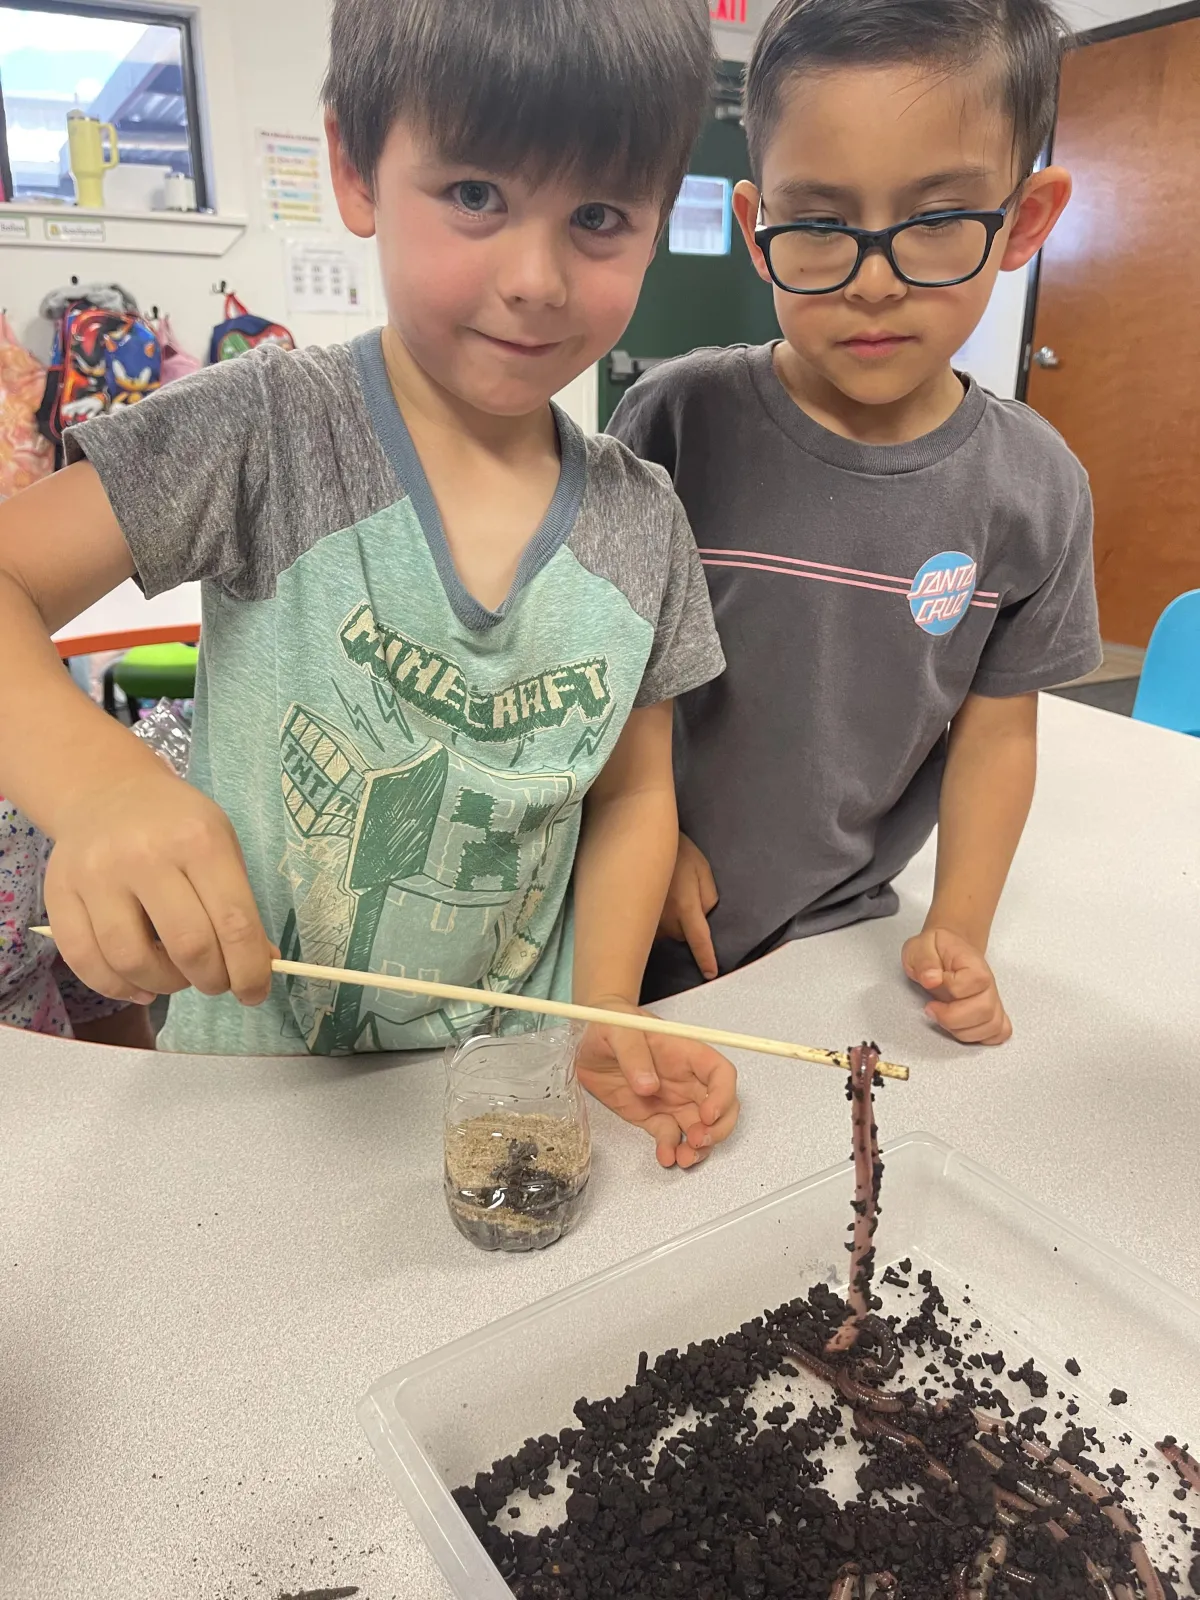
[1025,13,1200,647]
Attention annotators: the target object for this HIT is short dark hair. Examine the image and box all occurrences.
[324,0,715,211]
[745,0,1070,183]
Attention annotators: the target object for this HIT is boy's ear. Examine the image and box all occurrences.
[999,165,1072,272]
[326,112,377,240]
[733,180,774,285]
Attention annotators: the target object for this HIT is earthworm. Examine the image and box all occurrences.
[966,1438,1006,1473]
[996,1566,1037,1588]
[826,1042,882,1354]
[783,1341,906,1413]
[853,1409,953,1482]
[1012,1477,1064,1511]
[829,1563,861,1599]
[992,1486,1039,1520]
[977,1422,1165,1600]
[965,1531,1007,1597]
[1156,1438,1200,1492]
[1084,1558,1118,1599]
[783,1341,841,1389]
[853,1315,901,1382]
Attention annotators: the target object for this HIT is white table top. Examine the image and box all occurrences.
[52,579,202,654]
[2,694,1198,1599]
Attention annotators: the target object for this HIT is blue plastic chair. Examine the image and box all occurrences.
[1131,589,1200,737]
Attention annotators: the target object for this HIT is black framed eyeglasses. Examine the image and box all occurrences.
[754,185,1023,294]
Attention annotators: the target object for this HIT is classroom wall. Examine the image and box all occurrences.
[2,0,1175,419]
[0,0,598,430]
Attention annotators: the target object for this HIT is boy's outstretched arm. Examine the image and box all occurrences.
[903,691,1038,1045]
[572,700,739,1167]
[0,465,275,1007]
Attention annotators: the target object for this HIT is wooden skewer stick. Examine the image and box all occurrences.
[30,929,910,1080]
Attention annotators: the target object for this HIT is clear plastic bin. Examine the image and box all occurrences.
[358,1133,1200,1600]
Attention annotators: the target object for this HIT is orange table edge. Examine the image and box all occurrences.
[55,623,201,659]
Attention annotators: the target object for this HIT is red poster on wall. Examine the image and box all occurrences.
[710,0,749,23]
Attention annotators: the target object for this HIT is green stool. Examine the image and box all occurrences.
[107,642,198,717]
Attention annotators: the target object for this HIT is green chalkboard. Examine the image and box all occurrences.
[598,65,780,428]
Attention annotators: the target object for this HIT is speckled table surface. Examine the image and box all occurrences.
[3,695,1199,1600]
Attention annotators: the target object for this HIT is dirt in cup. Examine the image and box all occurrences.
[445,1111,590,1252]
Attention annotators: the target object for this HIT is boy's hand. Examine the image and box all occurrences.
[659,832,719,980]
[902,928,1012,1045]
[575,998,739,1168]
[44,769,276,1008]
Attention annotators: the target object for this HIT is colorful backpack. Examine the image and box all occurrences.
[0,313,54,503]
[208,292,295,363]
[37,287,160,446]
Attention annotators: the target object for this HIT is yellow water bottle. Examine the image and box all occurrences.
[66,111,120,209]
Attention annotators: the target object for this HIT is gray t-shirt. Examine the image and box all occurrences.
[66,331,723,1053]
[608,342,1101,999]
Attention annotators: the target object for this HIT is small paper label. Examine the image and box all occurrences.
[0,214,31,239]
[43,217,107,244]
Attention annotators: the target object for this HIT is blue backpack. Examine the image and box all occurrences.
[208,292,295,363]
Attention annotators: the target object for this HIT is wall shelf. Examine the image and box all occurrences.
[0,204,247,258]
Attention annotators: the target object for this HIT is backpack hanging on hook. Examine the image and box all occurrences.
[208,291,295,364]
[34,282,159,463]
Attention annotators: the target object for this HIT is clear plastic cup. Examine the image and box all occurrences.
[443,1024,590,1253]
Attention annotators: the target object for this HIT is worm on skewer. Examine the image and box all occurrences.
[1156,1438,1200,1492]
[827,1042,883,1355]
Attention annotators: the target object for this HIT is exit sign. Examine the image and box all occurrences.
[710,0,749,23]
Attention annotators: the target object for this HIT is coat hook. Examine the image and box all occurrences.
[210,279,228,295]
[70,274,79,286]
[151,304,159,319]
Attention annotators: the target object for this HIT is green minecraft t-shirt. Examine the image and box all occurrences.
[67,333,723,1054]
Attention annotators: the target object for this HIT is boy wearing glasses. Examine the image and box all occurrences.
[610,0,1101,1043]
[0,0,742,1167]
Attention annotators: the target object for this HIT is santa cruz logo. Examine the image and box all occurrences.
[909,551,978,635]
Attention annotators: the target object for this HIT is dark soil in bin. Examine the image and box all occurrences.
[452,1049,1199,1599]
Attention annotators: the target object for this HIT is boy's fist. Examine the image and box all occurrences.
[659,832,719,980]
[902,927,1012,1045]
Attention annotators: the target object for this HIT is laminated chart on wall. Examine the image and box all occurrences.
[284,239,365,314]
[258,130,324,228]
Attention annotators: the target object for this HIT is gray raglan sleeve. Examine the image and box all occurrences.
[971,482,1103,697]
[635,488,725,708]
[64,351,279,600]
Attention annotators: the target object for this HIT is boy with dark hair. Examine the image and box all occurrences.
[0,0,740,1167]
[611,0,1101,1043]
